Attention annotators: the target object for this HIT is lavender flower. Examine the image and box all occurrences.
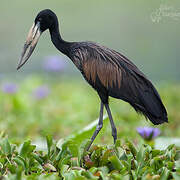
[43,55,66,72]
[136,127,160,141]
[1,83,18,94]
[33,86,50,100]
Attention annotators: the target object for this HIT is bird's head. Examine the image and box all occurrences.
[17,9,58,70]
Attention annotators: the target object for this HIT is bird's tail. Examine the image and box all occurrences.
[131,83,168,125]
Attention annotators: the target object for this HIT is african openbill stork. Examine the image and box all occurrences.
[17,9,168,150]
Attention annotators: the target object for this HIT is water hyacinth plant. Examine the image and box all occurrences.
[136,127,160,141]
[0,136,179,179]
[33,85,50,100]
[43,55,66,72]
[1,82,18,94]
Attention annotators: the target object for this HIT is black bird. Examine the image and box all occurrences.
[17,9,168,150]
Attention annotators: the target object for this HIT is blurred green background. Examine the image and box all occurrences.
[0,0,180,80]
[0,0,180,145]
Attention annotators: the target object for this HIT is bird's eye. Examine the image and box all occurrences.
[38,18,42,22]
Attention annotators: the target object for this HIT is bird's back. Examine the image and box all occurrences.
[70,41,168,125]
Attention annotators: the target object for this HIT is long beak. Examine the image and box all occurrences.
[17,22,41,70]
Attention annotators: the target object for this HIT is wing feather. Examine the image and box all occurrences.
[72,42,124,89]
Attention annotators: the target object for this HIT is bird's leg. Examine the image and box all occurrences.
[87,102,104,151]
[105,104,117,144]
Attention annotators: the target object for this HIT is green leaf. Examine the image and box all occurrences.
[109,155,124,171]
[89,167,98,174]
[167,161,174,170]
[13,157,26,169]
[115,139,121,148]
[100,149,114,166]
[58,138,79,157]
[15,167,23,180]
[136,145,145,165]
[43,163,56,172]
[98,166,109,175]
[127,154,133,172]
[60,164,69,177]
[32,153,44,164]
[70,157,79,167]
[167,144,175,151]
[82,170,98,179]
[78,139,91,161]
[153,157,164,171]
[152,149,161,158]
[58,154,71,170]
[126,140,137,157]
[46,135,53,157]
[1,138,11,155]
[0,162,3,169]
[131,170,137,180]
[20,140,36,158]
[160,167,170,180]
[7,164,17,174]
[174,150,180,161]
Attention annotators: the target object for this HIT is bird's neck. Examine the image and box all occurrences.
[49,27,71,57]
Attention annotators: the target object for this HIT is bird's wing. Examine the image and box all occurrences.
[72,42,146,90]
